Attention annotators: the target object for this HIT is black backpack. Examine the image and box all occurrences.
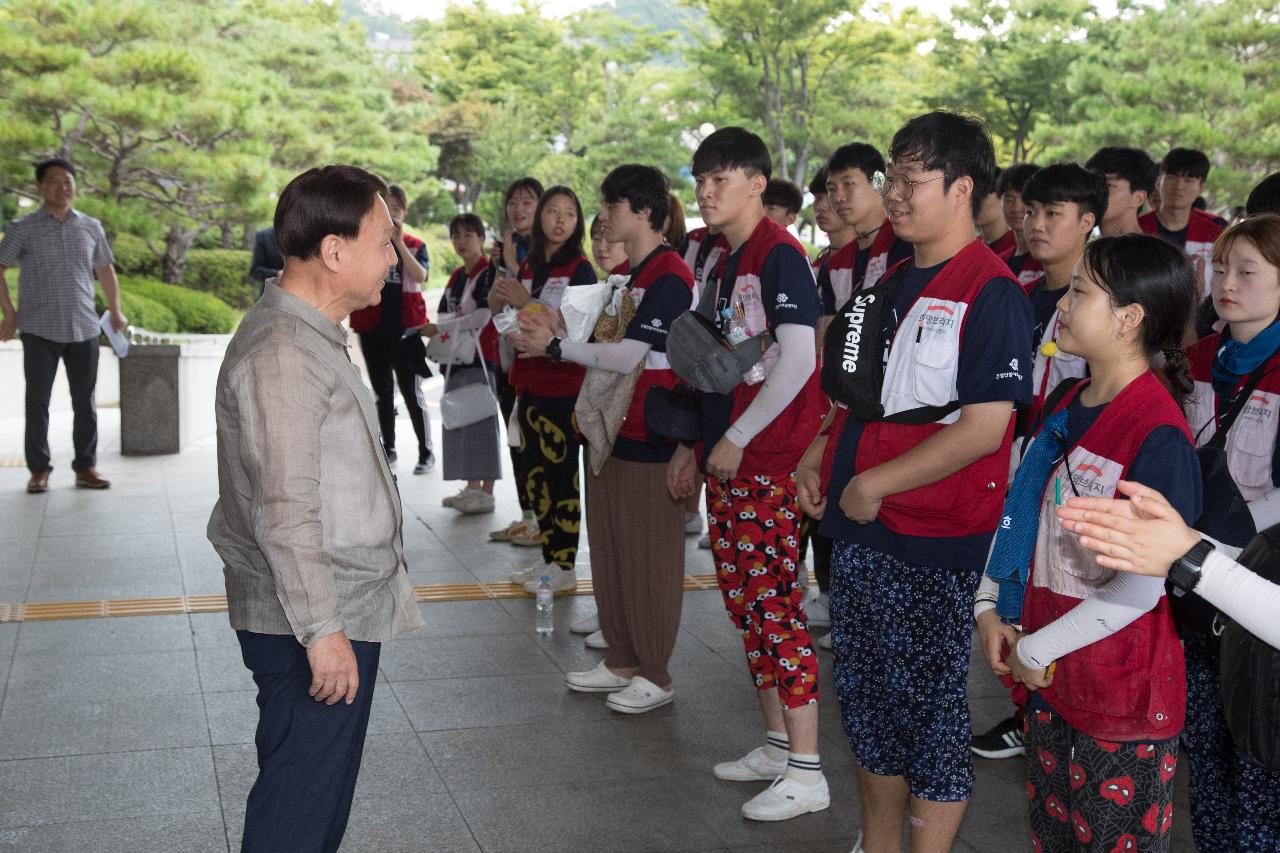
[1218,522,1280,771]
[820,264,959,426]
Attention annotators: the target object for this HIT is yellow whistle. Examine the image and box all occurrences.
[1040,341,1059,358]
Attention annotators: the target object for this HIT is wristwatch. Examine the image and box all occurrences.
[546,336,563,362]
[1169,539,1214,597]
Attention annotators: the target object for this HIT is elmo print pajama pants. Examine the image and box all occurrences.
[707,473,819,709]
[1026,707,1179,853]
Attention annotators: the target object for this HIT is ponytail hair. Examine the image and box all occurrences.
[1081,234,1197,405]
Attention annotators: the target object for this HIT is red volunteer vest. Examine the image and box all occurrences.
[824,220,900,309]
[1017,255,1043,292]
[853,239,1017,537]
[349,233,429,332]
[442,258,500,365]
[988,229,1016,262]
[1022,373,1190,741]
[1139,209,1223,296]
[618,248,695,443]
[684,227,728,301]
[712,217,826,476]
[1185,335,1280,502]
[507,255,592,398]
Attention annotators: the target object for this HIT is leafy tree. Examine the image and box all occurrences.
[930,0,1095,163]
[1045,0,1279,205]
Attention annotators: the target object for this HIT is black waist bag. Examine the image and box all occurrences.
[668,276,774,395]
[820,267,958,425]
[1219,522,1280,771]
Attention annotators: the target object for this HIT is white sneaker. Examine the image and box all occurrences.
[698,533,712,549]
[565,660,632,693]
[510,524,544,547]
[509,559,554,586]
[570,612,599,634]
[741,774,830,822]
[684,510,703,535]
[806,592,831,629]
[442,488,468,509]
[584,629,608,650]
[454,489,496,515]
[818,631,832,651]
[522,568,577,594]
[490,518,530,541]
[712,746,788,782]
[605,676,674,714]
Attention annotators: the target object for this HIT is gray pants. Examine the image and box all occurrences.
[23,333,99,474]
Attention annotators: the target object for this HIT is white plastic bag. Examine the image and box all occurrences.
[560,279,619,342]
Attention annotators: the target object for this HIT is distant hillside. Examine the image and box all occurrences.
[340,0,414,38]
[605,0,706,37]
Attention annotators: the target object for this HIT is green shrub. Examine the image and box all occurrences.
[94,283,179,333]
[111,233,162,279]
[185,248,255,308]
[120,276,237,334]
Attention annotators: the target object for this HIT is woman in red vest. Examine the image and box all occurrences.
[1179,214,1280,851]
[977,235,1202,853]
[491,186,597,593]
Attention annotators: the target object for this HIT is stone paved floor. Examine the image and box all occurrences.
[0,378,1197,852]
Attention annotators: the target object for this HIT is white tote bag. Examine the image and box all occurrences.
[425,313,479,365]
[439,338,499,430]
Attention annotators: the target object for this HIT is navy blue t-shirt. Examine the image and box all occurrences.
[1026,278,1066,355]
[1155,221,1189,250]
[613,248,696,463]
[819,259,1034,568]
[1007,251,1031,278]
[700,241,821,467]
[818,238,914,315]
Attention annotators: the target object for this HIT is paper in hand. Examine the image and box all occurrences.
[99,311,129,358]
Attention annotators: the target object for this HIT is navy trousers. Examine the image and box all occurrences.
[236,631,381,853]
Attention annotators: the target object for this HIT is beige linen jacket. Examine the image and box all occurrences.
[208,280,424,646]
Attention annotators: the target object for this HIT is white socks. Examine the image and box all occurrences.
[763,730,789,763]
[784,752,823,786]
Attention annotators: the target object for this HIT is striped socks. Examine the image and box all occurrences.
[784,752,823,786]
[762,730,789,763]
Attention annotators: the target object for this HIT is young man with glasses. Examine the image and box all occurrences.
[797,112,1033,853]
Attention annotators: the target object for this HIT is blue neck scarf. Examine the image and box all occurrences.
[986,408,1071,622]
[1213,319,1280,384]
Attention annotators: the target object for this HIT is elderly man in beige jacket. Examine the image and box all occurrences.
[208,165,424,853]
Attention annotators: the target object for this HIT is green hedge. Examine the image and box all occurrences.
[94,283,179,333]
[111,233,162,279]
[184,248,255,308]
[120,277,237,334]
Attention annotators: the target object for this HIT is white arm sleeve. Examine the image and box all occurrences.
[559,338,651,374]
[1198,549,1280,650]
[1017,572,1166,669]
[974,573,1000,619]
[436,308,492,334]
[1248,487,1280,530]
[724,324,817,447]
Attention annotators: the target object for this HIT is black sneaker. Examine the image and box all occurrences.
[414,451,435,475]
[385,447,397,464]
[970,716,1025,759]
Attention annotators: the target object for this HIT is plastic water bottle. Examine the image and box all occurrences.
[721,308,768,385]
[535,575,554,635]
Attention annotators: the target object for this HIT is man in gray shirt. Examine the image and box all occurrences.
[207,165,424,853]
[0,158,127,493]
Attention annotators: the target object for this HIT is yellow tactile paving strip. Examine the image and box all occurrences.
[0,459,25,468]
[0,571,809,624]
